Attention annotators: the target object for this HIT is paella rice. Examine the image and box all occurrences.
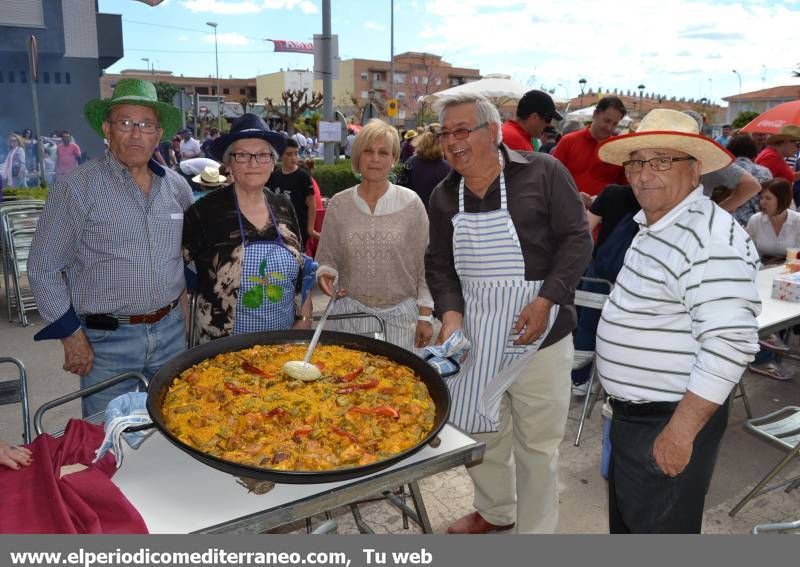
[161,344,437,471]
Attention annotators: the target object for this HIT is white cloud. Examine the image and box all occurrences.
[364,21,385,31]
[182,0,318,14]
[262,0,318,13]
[182,0,261,14]
[204,32,250,46]
[411,0,800,103]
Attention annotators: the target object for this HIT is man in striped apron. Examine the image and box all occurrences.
[595,109,761,533]
[426,93,592,534]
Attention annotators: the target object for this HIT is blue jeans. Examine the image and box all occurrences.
[80,306,187,417]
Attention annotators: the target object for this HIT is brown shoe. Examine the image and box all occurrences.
[446,511,515,534]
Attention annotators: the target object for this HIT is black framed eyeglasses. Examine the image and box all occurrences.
[622,156,696,174]
[230,151,274,164]
[436,122,489,142]
[109,119,161,134]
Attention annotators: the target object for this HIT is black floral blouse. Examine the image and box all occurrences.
[182,185,303,344]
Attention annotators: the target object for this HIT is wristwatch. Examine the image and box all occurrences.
[417,314,433,323]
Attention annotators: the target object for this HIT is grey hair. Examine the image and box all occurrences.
[223,138,279,164]
[433,93,503,145]
[560,120,582,135]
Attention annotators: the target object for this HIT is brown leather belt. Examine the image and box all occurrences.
[117,298,181,325]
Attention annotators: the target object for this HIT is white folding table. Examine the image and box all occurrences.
[756,266,800,336]
[113,424,483,534]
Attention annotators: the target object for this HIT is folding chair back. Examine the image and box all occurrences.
[572,276,613,447]
[729,406,800,516]
[0,356,31,444]
[1,204,43,325]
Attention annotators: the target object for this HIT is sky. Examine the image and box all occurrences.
[100,0,800,107]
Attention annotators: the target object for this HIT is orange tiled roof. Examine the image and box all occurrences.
[723,85,800,102]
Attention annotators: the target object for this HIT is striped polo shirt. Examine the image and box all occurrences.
[596,187,761,405]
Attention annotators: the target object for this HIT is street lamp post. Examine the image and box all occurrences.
[141,57,151,74]
[732,69,742,94]
[207,21,222,131]
[637,84,646,116]
[578,78,587,107]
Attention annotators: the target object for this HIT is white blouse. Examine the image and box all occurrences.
[746,210,800,258]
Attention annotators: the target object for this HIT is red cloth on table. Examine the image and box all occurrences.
[0,419,147,534]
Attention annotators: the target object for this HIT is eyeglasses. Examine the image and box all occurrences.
[436,122,489,142]
[109,119,161,134]
[622,156,696,175]
[230,151,274,164]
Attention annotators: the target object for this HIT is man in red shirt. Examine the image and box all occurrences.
[552,96,628,206]
[501,90,562,152]
[55,131,82,179]
[755,125,800,183]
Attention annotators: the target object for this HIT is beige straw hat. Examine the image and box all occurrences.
[597,108,733,174]
[192,165,227,187]
[766,125,800,144]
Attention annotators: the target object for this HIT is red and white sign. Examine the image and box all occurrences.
[268,39,315,54]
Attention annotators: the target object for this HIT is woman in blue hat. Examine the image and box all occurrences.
[182,113,314,343]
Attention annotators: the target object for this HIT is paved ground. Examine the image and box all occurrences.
[2,292,799,534]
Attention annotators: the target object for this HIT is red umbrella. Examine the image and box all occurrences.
[740,100,800,134]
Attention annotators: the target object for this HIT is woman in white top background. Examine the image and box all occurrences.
[316,119,434,353]
[746,179,800,262]
[745,178,797,381]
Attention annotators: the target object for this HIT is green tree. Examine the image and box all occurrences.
[154,82,180,104]
[732,110,759,129]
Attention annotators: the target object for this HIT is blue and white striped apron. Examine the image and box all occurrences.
[232,191,299,334]
[447,153,559,433]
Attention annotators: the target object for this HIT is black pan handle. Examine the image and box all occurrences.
[123,423,156,433]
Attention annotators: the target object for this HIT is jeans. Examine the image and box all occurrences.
[80,306,187,417]
[608,399,729,533]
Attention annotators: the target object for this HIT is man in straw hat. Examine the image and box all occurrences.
[755,124,800,184]
[595,109,761,533]
[28,78,193,417]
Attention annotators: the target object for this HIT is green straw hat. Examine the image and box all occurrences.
[84,78,182,141]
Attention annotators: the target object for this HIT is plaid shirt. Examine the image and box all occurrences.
[28,152,193,339]
[732,156,773,227]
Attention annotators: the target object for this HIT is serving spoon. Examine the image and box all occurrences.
[282,291,339,381]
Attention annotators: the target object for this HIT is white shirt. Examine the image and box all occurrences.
[351,183,420,216]
[746,210,800,258]
[596,187,761,405]
[180,137,202,159]
[178,157,220,176]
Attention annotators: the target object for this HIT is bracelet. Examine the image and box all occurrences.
[296,316,313,322]
[417,314,433,323]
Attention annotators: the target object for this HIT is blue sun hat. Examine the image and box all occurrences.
[209,113,286,161]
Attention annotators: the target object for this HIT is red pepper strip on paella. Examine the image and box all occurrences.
[241,361,273,378]
[335,379,379,394]
[331,426,360,444]
[336,367,364,383]
[224,382,255,395]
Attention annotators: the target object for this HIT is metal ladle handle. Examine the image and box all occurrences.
[303,289,339,364]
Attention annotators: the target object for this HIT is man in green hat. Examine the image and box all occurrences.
[28,78,194,416]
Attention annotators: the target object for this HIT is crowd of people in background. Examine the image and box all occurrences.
[0,129,84,189]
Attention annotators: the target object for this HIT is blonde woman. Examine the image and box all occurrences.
[401,125,451,212]
[316,119,433,352]
[2,134,27,188]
